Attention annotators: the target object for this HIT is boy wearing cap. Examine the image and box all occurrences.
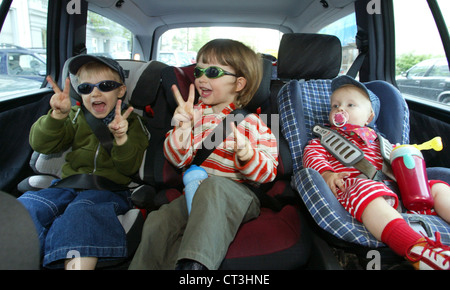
[303,75,450,270]
[18,55,149,269]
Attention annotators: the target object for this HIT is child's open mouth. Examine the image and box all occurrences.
[200,88,212,98]
[92,101,107,113]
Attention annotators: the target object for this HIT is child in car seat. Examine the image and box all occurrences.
[303,75,450,270]
[18,55,149,269]
[129,39,278,270]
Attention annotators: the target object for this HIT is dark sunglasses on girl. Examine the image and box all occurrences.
[77,80,123,94]
[194,66,237,79]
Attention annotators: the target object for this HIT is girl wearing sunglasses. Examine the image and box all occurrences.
[19,55,149,269]
[130,39,278,270]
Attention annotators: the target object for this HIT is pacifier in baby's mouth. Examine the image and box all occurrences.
[332,112,348,127]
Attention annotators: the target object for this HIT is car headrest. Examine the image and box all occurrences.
[126,60,168,111]
[161,57,273,113]
[277,33,342,80]
[161,64,198,112]
[245,57,272,112]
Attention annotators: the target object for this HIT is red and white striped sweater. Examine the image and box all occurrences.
[164,102,278,184]
[303,126,447,219]
[303,128,384,177]
[303,126,399,221]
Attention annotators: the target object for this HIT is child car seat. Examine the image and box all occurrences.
[277,33,450,261]
[136,58,312,269]
[16,57,167,267]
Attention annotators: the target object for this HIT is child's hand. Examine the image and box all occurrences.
[108,99,134,146]
[171,84,201,148]
[47,76,72,120]
[171,84,199,129]
[229,122,254,165]
[321,171,350,197]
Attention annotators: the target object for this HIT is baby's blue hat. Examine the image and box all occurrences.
[331,75,380,125]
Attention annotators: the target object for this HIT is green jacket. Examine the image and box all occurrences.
[30,106,149,185]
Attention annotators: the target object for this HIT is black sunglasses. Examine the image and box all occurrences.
[77,80,123,94]
[194,66,237,79]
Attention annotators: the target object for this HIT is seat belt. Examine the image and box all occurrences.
[346,31,369,78]
[192,108,248,166]
[51,173,128,191]
[312,124,395,181]
[51,105,128,191]
[81,105,114,155]
[191,108,287,211]
[346,49,367,78]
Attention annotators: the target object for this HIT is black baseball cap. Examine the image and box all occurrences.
[68,54,126,82]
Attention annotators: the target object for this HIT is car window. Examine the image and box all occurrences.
[428,60,450,77]
[319,13,358,76]
[0,0,48,100]
[394,0,450,105]
[86,11,133,60]
[157,27,282,67]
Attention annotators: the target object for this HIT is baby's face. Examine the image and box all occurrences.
[329,86,374,127]
[78,69,126,119]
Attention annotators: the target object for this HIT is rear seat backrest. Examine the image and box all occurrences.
[116,60,152,104]
[120,60,168,117]
[161,64,198,112]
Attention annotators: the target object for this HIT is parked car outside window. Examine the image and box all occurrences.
[0,44,46,100]
[0,44,46,81]
[396,58,450,104]
[394,0,450,106]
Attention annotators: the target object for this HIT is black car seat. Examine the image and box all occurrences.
[16,57,168,268]
[132,57,312,269]
[277,33,450,269]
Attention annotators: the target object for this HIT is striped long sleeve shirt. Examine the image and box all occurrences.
[164,102,278,184]
[303,129,384,177]
[303,125,446,218]
[302,126,399,221]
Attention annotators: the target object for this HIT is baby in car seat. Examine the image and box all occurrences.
[303,75,450,270]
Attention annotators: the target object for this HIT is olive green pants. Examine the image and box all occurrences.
[129,176,260,270]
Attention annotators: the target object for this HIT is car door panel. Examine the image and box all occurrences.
[0,92,51,195]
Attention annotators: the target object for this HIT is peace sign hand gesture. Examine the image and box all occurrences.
[108,99,134,146]
[171,84,200,129]
[47,76,72,120]
[171,84,201,149]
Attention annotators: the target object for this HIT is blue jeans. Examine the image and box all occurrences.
[18,185,132,268]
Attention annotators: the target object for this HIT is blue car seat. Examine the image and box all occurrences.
[277,33,450,262]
